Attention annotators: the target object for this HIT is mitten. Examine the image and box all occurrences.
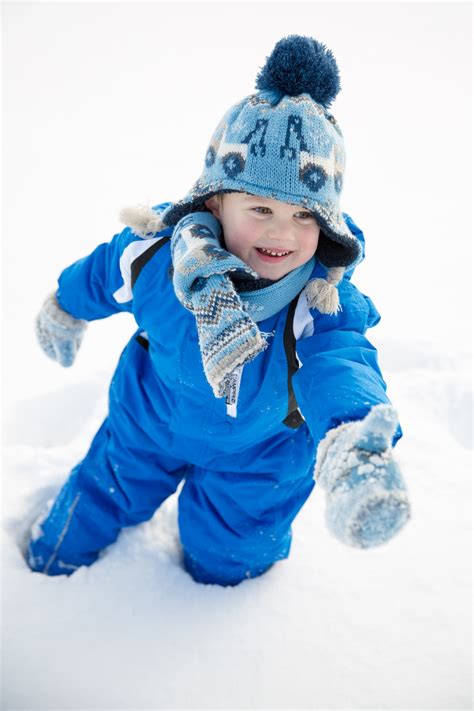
[35,292,87,367]
[316,404,410,548]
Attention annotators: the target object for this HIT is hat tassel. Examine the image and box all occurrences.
[119,204,164,238]
[305,267,345,315]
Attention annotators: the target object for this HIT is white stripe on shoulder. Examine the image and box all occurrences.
[113,238,162,303]
[293,290,314,340]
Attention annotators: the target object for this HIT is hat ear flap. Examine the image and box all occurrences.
[305,267,344,315]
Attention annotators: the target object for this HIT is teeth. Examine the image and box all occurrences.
[258,248,290,257]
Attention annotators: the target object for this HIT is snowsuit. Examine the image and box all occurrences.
[27,204,401,585]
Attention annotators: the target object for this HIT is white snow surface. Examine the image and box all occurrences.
[2,3,472,710]
[2,341,472,710]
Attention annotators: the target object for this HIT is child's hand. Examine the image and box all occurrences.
[316,404,410,548]
[35,292,87,367]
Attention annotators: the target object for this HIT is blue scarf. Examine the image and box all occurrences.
[171,211,314,398]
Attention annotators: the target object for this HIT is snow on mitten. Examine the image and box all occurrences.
[316,404,410,548]
[35,292,87,367]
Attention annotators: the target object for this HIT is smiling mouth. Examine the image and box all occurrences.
[256,247,292,257]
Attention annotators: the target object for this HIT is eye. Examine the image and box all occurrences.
[251,206,272,215]
[295,211,314,221]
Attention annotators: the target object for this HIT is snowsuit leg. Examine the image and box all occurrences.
[178,447,316,586]
[26,416,189,575]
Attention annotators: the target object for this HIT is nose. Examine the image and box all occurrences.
[265,217,294,244]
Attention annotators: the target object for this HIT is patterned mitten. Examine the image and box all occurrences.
[316,404,410,548]
[35,292,87,367]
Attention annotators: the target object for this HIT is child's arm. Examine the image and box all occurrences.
[35,203,172,366]
[292,278,401,446]
[55,231,138,321]
[56,218,172,320]
[292,283,410,548]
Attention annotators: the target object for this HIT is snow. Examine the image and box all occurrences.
[2,3,472,710]
[2,356,472,709]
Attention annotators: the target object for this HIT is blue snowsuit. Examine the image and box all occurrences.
[27,204,401,585]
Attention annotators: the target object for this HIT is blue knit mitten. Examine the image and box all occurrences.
[35,292,87,367]
[316,404,410,548]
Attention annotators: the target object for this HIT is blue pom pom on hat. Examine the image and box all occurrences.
[162,35,361,283]
[255,34,341,107]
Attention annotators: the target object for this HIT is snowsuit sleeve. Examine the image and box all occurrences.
[292,279,402,447]
[55,204,172,321]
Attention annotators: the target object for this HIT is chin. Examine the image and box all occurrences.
[256,267,291,281]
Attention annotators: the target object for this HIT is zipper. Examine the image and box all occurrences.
[223,330,276,418]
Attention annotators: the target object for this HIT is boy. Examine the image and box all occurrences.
[27,35,410,586]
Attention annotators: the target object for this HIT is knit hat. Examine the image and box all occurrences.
[161,35,361,272]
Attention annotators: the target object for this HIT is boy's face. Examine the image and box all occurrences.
[205,192,320,280]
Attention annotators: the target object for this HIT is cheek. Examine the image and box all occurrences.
[303,229,320,255]
[223,219,256,254]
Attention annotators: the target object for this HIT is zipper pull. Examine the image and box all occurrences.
[224,365,243,418]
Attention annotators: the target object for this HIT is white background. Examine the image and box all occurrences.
[2,3,472,710]
[3,0,472,406]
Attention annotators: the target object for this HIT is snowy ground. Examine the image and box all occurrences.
[2,3,472,710]
[2,335,472,710]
